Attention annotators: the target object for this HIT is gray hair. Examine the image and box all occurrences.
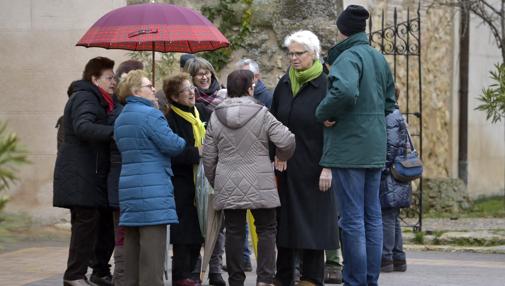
[283,30,321,59]
[236,58,260,75]
[184,57,218,79]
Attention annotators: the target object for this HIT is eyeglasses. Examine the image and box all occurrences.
[141,84,154,89]
[287,51,308,58]
[195,71,211,78]
[179,85,196,94]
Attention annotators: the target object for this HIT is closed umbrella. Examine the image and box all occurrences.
[200,193,223,282]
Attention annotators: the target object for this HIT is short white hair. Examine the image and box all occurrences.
[236,58,260,75]
[284,30,321,59]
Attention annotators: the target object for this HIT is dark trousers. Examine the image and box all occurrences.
[276,248,324,286]
[113,210,126,285]
[64,207,115,280]
[224,208,277,286]
[172,243,201,282]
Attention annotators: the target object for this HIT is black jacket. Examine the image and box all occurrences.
[53,80,113,208]
[166,102,209,245]
[107,95,123,209]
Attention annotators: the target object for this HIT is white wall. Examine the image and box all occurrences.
[466,13,505,198]
[0,0,128,223]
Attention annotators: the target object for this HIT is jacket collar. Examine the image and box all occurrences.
[326,32,369,65]
[126,95,156,107]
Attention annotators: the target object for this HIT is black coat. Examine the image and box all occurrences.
[166,102,209,245]
[53,80,113,208]
[107,96,123,209]
[271,73,339,250]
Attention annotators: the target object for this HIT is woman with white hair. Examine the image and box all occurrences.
[271,30,339,286]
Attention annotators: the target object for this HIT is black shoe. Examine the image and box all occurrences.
[209,273,226,286]
[393,259,407,272]
[324,264,343,284]
[381,259,394,273]
[89,274,113,286]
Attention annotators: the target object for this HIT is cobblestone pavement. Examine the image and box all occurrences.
[1,244,504,286]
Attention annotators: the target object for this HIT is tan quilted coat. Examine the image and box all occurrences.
[202,96,295,210]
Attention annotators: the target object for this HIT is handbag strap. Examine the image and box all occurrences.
[399,116,416,155]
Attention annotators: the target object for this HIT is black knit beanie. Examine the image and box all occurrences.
[336,5,370,36]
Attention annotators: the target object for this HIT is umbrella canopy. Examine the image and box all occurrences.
[76,3,229,53]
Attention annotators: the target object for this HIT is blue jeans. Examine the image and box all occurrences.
[332,168,383,286]
[381,208,405,262]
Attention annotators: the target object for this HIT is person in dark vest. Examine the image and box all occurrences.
[315,5,397,286]
[53,57,117,286]
[272,30,339,286]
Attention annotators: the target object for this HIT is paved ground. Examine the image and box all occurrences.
[1,243,504,286]
[403,218,505,231]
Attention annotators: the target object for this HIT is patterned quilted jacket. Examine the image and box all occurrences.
[202,96,296,210]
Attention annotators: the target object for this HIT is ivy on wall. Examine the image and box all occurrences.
[200,0,254,70]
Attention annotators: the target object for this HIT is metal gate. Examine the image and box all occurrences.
[368,4,423,231]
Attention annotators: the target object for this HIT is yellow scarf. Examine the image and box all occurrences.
[170,105,206,147]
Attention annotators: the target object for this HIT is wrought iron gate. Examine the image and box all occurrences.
[368,4,423,231]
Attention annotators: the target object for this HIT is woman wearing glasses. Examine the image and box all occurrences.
[163,73,210,286]
[184,56,227,286]
[184,57,226,114]
[114,70,186,286]
[271,30,339,286]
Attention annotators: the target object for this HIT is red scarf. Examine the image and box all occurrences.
[98,87,114,113]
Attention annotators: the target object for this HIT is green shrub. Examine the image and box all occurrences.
[0,122,29,212]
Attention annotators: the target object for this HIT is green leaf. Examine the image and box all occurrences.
[0,122,29,197]
[475,63,505,123]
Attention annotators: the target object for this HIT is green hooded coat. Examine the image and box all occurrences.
[315,32,396,168]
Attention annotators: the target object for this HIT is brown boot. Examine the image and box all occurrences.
[257,283,275,286]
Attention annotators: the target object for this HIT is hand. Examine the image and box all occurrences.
[274,156,287,172]
[323,120,336,128]
[198,146,203,156]
[319,168,332,192]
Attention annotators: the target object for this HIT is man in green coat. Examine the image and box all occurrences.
[315,5,396,286]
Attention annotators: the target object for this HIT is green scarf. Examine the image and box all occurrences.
[288,60,323,96]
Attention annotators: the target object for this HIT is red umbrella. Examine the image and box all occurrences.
[76,3,229,82]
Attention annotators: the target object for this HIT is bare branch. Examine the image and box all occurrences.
[469,4,503,49]
[480,0,501,16]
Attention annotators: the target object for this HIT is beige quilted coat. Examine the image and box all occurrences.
[202,96,295,210]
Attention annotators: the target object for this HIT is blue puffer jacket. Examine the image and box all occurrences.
[114,96,186,226]
[380,107,412,209]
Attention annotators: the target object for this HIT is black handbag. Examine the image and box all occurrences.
[390,123,423,183]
